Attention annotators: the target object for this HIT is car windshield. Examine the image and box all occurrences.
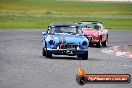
[80,22,103,30]
[49,26,82,34]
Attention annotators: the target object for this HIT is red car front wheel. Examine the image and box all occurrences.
[102,35,108,47]
[96,36,102,48]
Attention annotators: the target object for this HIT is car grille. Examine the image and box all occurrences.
[57,44,78,49]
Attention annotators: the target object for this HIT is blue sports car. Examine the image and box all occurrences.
[41,22,89,60]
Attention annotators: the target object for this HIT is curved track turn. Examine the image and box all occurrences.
[0,30,132,88]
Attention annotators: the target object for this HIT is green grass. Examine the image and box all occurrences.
[0,0,132,30]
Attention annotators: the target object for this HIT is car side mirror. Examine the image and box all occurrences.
[47,26,51,33]
[47,28,50,31]
[84,34,88,37]
[42,32,47,35]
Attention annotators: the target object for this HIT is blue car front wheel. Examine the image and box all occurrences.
[46,50,52,58]
[42,48,46,56]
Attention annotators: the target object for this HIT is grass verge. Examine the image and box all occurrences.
[0,0,132,30]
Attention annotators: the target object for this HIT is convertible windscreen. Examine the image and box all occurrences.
[49,26,81,34]
[80,22,104,30]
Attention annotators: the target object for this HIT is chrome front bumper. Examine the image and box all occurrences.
[47,48,88,55]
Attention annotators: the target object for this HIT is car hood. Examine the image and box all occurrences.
[49,33,86,44]
[83,28,100,36]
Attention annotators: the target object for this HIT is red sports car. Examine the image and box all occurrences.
[79,21,108,48]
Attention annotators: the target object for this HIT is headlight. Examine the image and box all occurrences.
[82,41,87,46]
[48,40,54,44]
[77,46,80,50]
[57,46,59,49]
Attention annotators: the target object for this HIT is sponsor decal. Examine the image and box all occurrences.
[62,35,66,43]
[58,35,62,43]
[76,66,131,85]
[58,35,66,43]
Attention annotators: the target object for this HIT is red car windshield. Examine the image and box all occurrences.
[80,22,104,30]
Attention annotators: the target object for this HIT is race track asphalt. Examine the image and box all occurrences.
[0,30,132,88]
